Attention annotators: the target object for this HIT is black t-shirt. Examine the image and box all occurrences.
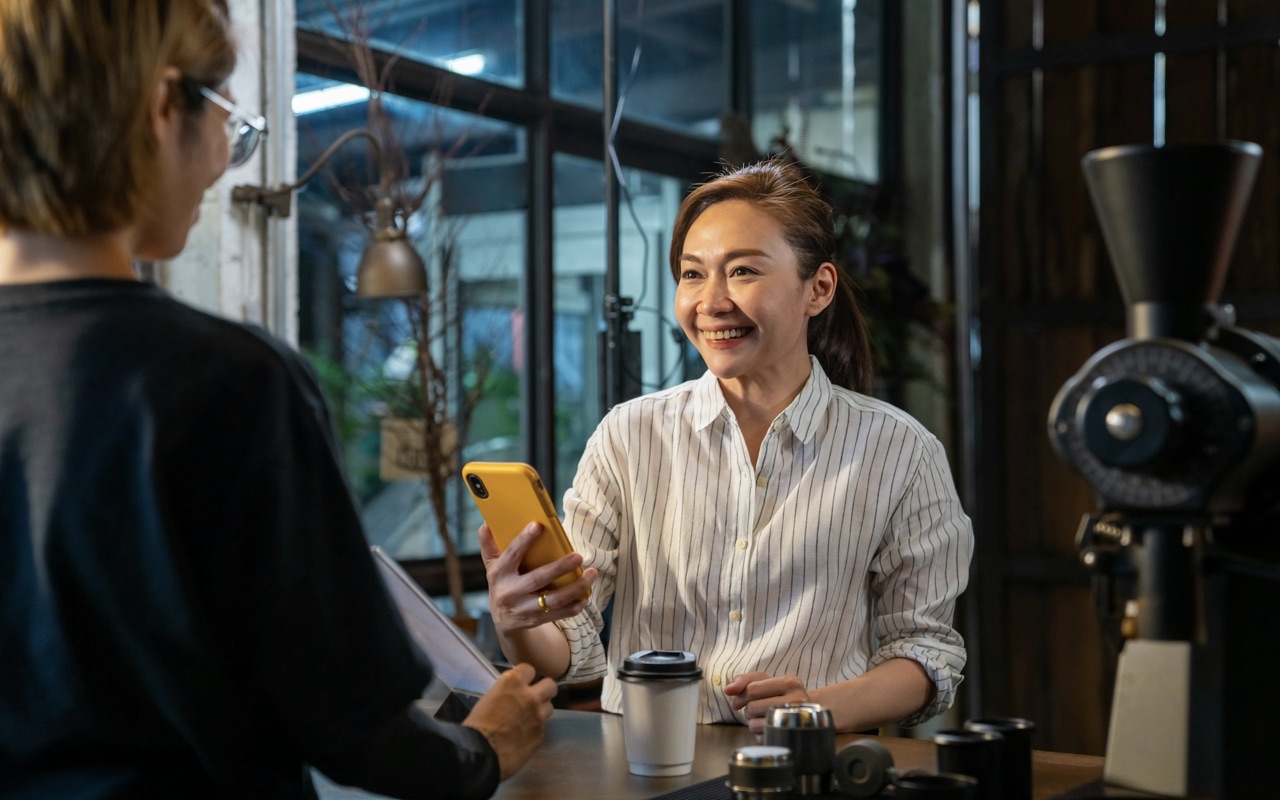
[0,279,497,799]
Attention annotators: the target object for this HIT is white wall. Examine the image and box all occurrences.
[159,0,298,342]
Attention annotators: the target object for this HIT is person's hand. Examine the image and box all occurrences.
[462,663,558,781]
[478,523,597,635]
[724,671,812,738]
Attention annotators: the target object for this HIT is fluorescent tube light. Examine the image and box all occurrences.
[292,83,372,116]
[445,53,486,76]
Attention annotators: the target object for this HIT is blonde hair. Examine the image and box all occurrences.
[0,0,236,235]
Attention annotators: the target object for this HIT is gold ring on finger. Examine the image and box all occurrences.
[537,592,550,613]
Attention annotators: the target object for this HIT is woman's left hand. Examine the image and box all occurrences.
[723,671,812,737]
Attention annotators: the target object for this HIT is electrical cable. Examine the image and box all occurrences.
[605,0,689,393]
[629,305,688,388]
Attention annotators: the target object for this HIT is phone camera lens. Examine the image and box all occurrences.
[466,473,488,499]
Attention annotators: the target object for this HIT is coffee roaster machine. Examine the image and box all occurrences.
[1048,140,1280,798]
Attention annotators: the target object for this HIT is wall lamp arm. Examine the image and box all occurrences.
[231,128,386,218]
[231,127,426,298]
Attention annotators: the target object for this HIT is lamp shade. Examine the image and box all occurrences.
[356,196,427,297]
[356,233,427,297]
[230,128,430,298]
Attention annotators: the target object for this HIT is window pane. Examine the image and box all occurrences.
[751,0,882,181]
[550,155,697,501]
[295,74,526,562]
[295,0,524,87]
[552,0,727,136]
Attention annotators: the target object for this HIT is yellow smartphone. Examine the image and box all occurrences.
[461,461,588,598]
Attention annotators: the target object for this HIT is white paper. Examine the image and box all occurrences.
[371,546,499,697]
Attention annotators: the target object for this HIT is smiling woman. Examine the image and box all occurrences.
[480,157,975,739]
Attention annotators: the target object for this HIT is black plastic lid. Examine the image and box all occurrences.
[616,650,702,680]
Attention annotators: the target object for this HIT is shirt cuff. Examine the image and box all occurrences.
[870,639,966,727]
[553,606,608,684]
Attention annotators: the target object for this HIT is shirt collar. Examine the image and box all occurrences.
[786,356,833,443]
[690,370,728,432]
[689,355,834,442]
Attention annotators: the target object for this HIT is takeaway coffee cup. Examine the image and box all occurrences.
[617,650,703,776]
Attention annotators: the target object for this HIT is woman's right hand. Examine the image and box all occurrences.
[478,523,598,635]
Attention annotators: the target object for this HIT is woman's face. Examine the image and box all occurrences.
[133,79,231,261]
[675,199,833,390]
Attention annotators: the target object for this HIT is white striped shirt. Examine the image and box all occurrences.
[556,358,973,726]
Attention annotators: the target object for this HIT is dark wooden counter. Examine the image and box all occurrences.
[493,710,1106,799]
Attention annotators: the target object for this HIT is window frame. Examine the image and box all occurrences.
[294,0,901,598]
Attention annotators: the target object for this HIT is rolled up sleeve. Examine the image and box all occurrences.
[868,434,974,726]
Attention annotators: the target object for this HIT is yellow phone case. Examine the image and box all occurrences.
[461,461,588,597]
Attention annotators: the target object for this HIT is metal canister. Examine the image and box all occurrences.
[763,703,835,795]
[727,745,795,799]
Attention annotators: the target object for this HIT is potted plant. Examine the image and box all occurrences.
[304,2,494,632]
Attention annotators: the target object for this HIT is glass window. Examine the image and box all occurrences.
[751,0,882,182]
[295,0,524,87]
[295,74,527,562]
[292,1,889,569]
[552,0,727,137]
[550,155,696,500]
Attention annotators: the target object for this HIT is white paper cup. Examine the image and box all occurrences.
[617,650,702,776]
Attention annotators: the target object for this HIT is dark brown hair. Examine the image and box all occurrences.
[668,158,875,393]
[0,0,236,235]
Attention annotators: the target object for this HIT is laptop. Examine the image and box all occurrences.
[370,546,499,720]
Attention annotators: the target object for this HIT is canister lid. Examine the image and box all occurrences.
[932,729,1003,746]
[832,739,896,798]
[764,702,834,729]
[964,717,1037,735]
[617,650,702,680]
[727,745,795,792]
[730,745,793,768]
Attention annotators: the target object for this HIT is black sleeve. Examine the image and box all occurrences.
[311,704,500,800]
[161,340,503,793]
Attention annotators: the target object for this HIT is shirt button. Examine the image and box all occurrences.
[713,674,723,686]
[729,610,742,622]
[735,539,747,550]
[756,475,766,488]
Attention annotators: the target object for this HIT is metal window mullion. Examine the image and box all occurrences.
[525,0,557,486]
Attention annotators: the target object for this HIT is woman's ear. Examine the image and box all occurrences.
[806,262,838,317]
[148,66,185,144]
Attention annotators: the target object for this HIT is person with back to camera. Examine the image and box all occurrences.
[480,158,975,736]
[0,2,555,798]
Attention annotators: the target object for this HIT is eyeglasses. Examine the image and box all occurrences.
[198,86,267,167]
